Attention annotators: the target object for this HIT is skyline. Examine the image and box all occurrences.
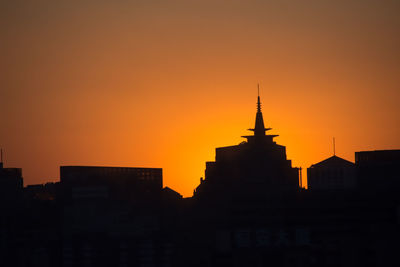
[1,0,400,196]
[1,91,398,196]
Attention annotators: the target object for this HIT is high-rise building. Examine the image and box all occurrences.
[194,93,300,198]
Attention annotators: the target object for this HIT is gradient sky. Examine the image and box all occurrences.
[1,0,399,196]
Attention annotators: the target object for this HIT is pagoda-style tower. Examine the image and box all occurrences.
[241,90,278,143]
[194,91,299,198]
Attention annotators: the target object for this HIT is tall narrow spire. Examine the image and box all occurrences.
[257,84,261,113]
[254,85,267,136]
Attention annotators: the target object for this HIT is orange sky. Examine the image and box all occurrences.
[1,0,400,196]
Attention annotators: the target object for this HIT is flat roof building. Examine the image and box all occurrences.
[356,149,400,191]
[60,166,162,202]
[0,157,23,204]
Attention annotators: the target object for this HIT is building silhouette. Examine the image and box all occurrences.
[0,155,23,205]
[194,93,300,199]
[60,166,162,203]
[180,94,307,267]
[58,166,176,267]
[307,155,356,191]
[356,150,400,191]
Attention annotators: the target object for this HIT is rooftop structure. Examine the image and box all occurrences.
[307,155,356,191]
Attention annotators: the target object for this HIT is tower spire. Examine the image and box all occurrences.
[241,85,278,141]
[257,84,261,113]
[252,84,270,136]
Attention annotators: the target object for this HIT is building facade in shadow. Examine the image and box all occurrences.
[307,155,356,191]
[356,150,400,192]
[0,158,23,205]
[180,94,307,267]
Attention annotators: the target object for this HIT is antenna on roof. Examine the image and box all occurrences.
[333,137,336,156]
[257,83,260,97]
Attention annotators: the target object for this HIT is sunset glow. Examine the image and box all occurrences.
[1,1,399,196]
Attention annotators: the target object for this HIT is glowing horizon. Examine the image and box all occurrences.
[1,1,399,197]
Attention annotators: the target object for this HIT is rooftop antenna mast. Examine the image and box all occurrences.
[333,137,336,156]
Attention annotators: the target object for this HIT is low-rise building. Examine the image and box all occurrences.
[307,155,356,191]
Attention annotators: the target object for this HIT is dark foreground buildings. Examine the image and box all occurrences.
[1,96,400,267]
